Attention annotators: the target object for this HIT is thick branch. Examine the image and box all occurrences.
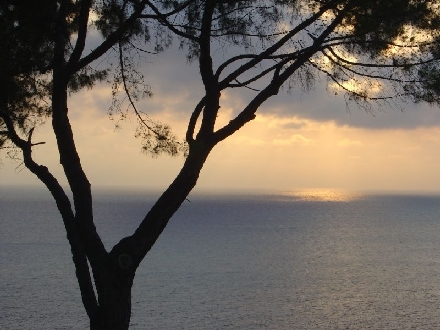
[66,0,93,69]
[197,2,220,138]
[199,2,216,89]
[186,96,205,142]
[52,6,107,266]
[110,139,215,272]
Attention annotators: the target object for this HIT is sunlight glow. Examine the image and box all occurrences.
[384,25,434,56]
[330,78,384,97]
[280,189,362,202]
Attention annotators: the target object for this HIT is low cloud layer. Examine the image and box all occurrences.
[111,45,440,132]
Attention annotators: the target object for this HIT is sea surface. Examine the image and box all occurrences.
[2,187,440,329]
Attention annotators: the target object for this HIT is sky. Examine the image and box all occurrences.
[2,41,440,193]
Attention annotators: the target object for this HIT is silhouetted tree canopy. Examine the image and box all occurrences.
[0,0,55,149]
[2,1,440,329]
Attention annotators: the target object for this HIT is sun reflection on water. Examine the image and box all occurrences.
[280,189,362,202]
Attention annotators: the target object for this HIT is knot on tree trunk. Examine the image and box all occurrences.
[118,253,132,270]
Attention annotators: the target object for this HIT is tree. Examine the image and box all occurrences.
[2,0,440,329]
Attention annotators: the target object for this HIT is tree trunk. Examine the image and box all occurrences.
[86,139,215,329]
[92,266,135,330]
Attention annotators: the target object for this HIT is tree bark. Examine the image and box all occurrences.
[93,263,135,330]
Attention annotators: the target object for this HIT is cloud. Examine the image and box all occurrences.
[273,134,316,146]
[420,129,440,142]
[338,139,363,147]
[75,36,440,133]
[230,136,265,146]
[257,80,440,130]
[280,121,307,130]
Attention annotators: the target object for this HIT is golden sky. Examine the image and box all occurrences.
[2,46,440,193]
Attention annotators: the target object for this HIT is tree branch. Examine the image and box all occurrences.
[144,0,197,18]
[320,49,421,84]
[308,60,395,101]
[73,1,149,73]
[225,58,292,89]
[118,42,155,134]
[214,1,347,143]
[0,110,100,323]
[66,0,93,69]
[217,1,337,89]
[186,96,205,143]
[141,0,199,42]
[196,1,220,138]
[326,45,439,69]
[52,5,108,268]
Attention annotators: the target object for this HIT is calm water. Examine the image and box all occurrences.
[2,187,440,329]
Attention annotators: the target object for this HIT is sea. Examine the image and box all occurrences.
[2,187,440,329]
